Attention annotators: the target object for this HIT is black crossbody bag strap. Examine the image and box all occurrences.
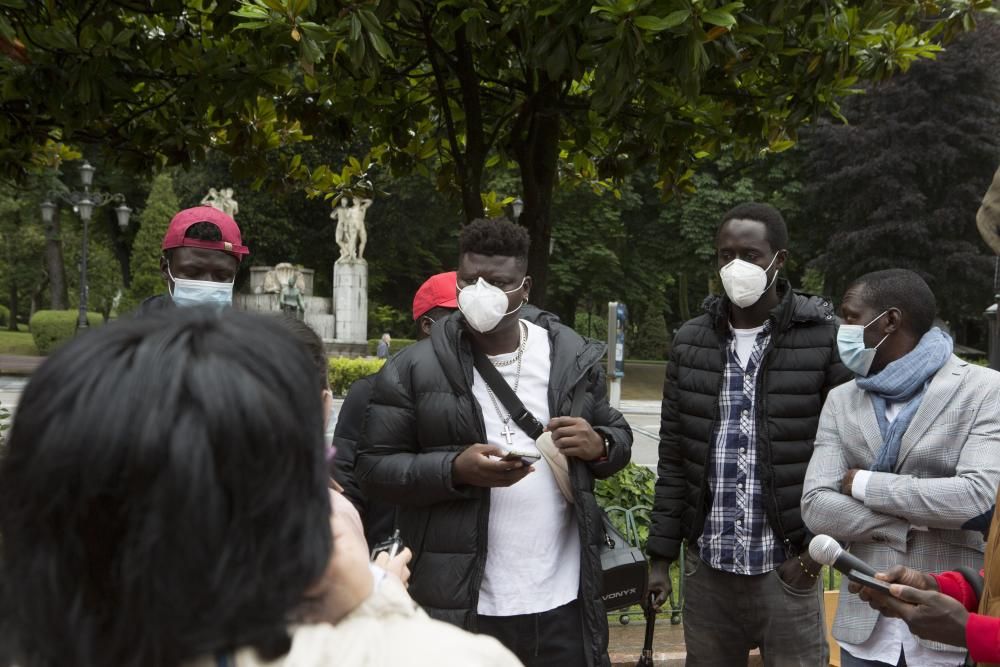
[472,348,545,440]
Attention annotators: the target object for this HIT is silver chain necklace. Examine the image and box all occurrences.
[483,321,528,446]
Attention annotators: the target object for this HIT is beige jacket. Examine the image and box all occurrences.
[188,578,522,667]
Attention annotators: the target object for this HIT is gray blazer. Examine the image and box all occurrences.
[802,354,1000,652]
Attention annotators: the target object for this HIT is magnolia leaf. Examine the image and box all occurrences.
[633,10,690,32]
[701,9,738,29]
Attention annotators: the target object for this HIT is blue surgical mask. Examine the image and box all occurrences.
[837,310,890,377]
[167,266,234,310]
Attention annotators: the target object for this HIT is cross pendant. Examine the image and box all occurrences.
[500,422,516,447]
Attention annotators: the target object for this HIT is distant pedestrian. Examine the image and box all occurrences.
[647,202,851,666]
[376,333,391,359]
[357,218,633,667]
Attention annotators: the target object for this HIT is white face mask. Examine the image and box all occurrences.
[167,266,234,310]
[719,253,780,308]
[457,277,525,333]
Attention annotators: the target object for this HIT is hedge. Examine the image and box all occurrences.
[29,310,103,355]
[0,305,8,327]
[367,338,417,356]
[328,357,385,395]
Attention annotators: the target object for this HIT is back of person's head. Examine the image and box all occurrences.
[718,202,788,251]
[0,308,332,667]
[275,315,329,392]
[458,218,530,266]
[847,268,937,337]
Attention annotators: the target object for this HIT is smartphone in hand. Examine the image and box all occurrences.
[847,570,894,595]
[501,449,540,466]
[370,528,404,561]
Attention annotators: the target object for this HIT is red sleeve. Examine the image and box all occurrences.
[967,613,1000,663]
[932,572,979,611]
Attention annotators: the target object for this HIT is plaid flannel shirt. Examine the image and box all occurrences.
[697,322,786,575]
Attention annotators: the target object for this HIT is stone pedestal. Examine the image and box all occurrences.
[234,293,336,342]
[333,259,368,344]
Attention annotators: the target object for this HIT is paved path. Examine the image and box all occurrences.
[0,354,43,376]
[0,375,664,466]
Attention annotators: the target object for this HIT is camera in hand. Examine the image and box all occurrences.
[370,528,404,561]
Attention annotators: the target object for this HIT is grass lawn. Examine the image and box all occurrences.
[0,330,39,356]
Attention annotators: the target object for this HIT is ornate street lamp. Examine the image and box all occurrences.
[40,161,130,330]
[511,197,524,222]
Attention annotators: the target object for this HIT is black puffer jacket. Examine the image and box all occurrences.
[648,281,850,562]
[357,307,632,667]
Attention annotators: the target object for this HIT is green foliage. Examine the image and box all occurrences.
[367,338,417,357]
[29,310,102,355]
[120,172,179,314]
[0,183,47,324]
[573,309,608,341]
[595,462,656,552]
[328,357,384,395]
[628,300,671,361]
[798,21,1000,326]
[0,331,38,356]
[368,303,415,340]
[0,304,7,326]
[0,0,990,312]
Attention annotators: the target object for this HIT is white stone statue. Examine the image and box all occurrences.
[331,196,372,261]
[201,188,220,209]
[201,187,239,217]
[262,263,306,295]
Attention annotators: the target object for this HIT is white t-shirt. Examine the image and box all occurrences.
[731,324,766,369]
[472,320,581,616]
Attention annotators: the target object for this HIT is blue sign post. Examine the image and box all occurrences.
[607,301,627,408]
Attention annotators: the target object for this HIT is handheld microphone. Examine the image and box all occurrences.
[808,534,877,577]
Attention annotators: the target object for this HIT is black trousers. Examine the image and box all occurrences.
[477,599,587,667]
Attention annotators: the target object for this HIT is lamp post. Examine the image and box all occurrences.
[511,197,524,222]
[40,161,131,330]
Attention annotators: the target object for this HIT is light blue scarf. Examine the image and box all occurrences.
[854,327,953,472]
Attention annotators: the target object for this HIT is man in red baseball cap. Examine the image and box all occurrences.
[412,270,459,338]
[331,270,459,548]
[134,206,250,316]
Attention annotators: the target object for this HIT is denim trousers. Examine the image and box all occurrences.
[682,548,829,666]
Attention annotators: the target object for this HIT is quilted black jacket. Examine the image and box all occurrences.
[647,281,851,562]
[356,307,633,667]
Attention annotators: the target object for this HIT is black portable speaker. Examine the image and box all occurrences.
[600,514,648,611]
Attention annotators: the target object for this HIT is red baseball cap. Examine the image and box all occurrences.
[161,206,250,260]
[412,271,459,320]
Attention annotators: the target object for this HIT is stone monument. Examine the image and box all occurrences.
[331,197,371,345]
[202,187,239,217]
[237,263,336,342]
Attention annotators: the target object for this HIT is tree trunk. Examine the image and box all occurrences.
[678,272,690,322]
[5,234,16,331]
[44,210,68,310]
[512,77,561,313]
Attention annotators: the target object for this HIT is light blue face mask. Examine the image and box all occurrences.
[167,266,234,310]
[837,310,890,377]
